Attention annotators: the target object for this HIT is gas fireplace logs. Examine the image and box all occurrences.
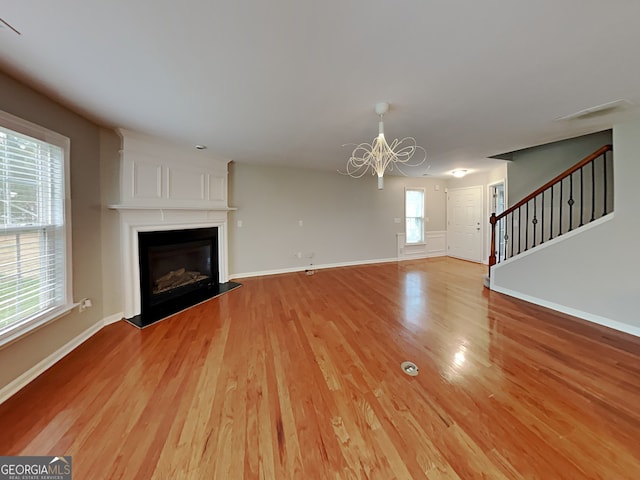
[153,268,209,294]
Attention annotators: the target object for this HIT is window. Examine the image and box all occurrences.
[405,188,425,244]
[0,110,72,345]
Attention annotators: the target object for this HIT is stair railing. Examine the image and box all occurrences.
[489,144,613,272]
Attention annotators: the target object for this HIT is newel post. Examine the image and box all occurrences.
[489,213,497,275]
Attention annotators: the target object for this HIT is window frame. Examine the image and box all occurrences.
[405,187,425,245]
[0,109,73,347]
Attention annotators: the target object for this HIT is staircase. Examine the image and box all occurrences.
[489,144,613,274]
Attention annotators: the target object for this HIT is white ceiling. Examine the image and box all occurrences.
[2,1,640,178]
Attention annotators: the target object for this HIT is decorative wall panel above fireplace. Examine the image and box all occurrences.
[116,128,229,210]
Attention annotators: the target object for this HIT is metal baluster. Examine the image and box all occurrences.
[541,189,545,244]
[579,166,584,227]
[502,217,507,262]
[603,152,608,215]
[502,217,507,263]
[510,213,514,259]
[549,184,554,240]
[568,173,574,232]
[498,217,502,263]
[532,196,537,248]
[559,177,563,236]
[518,207,522,254]
[495,217,499,264]
[590,160,596,222]
[525,201,529,251]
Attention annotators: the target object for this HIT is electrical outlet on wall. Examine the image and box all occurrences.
[78,298,92,312]
[305,252,315,275]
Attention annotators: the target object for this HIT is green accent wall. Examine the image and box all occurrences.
[508,130,612,205]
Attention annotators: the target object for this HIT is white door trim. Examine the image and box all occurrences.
[487,178,506,264]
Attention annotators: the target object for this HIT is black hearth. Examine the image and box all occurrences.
[128,227,240,328]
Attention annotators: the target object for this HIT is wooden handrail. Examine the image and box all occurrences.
[494,144,612,223]
[489,143,612,270]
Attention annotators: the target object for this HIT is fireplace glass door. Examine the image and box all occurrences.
[137,227,219,326]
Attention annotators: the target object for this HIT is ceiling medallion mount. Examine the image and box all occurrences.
[342,102,427,190]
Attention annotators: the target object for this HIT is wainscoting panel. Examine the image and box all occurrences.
[209,175,227,202]
[167,166,207,202]
[131,159,163,200]
[396,231,447,260]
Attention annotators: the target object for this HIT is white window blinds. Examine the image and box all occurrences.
[405,188,425,244]
[0,119,69,338]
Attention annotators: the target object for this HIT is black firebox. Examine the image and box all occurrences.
[128,227,238,328]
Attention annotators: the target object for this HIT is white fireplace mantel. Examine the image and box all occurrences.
[110,129,234,319]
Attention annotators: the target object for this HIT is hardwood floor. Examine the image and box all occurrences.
[1,257,639,479]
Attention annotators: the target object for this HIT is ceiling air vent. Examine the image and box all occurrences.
[556,99,631,121]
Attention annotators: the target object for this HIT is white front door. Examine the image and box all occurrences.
[448,186,483,262]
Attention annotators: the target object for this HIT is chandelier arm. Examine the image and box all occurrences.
[385,163,414,176]
[340,143,379,178]
[341,167,370,178]
[344,163,372,177]
[341,158,372,178]
[392,141,427,165]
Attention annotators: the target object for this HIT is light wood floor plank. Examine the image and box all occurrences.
[1,257,639,479]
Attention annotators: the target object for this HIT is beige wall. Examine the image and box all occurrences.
[0,71,106,389]
[228,163,447,276]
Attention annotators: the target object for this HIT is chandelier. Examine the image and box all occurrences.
[343,102,426,189]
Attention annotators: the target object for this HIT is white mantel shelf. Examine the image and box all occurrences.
[109,205,237,211]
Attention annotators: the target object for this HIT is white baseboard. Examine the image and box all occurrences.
[104,312,124,326]
[490,284,640,338]
[0,312,122,405]
[230,257,400,280]
[230,251,449,280]
[399,252,446,260]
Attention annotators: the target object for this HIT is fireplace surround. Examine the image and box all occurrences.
[109,129,238,327]
[129,226,236,327]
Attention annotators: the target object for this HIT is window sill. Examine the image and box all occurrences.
[405,242,426,246]
[0,303,78,349]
